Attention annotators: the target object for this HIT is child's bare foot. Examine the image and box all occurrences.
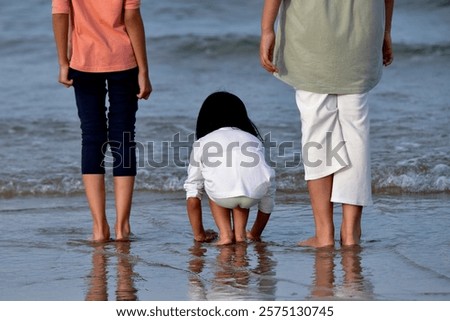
[297,236,334,248]
[115,233,137,243]
[215,237,234,246]
[115,234,131,242]
[340,236,361,247]
[91,224,110,243]
[90,237,111,244]
[340,227,362,247]
[115,223,131,242]
[234,233,247,243]
[115,235,131,242]
[90,235,111,244]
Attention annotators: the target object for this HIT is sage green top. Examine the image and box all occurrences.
[273,0,385,94]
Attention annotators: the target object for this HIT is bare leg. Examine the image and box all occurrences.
[209,200,234,245]
[83,174,110,242]
[114,176,135,241]
[232,207,250,243]
[298,175,335,248]
[340,204,362,246]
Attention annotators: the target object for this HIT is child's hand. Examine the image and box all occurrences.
[137,71,152,100]
[194,229,218,243]
[383,32,394,66]
[260,30,278,73]
[58,65,73,88]
[204,229,218,242]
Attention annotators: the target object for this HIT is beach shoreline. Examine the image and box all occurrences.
[1,0,449,303]
[1,191,449,301]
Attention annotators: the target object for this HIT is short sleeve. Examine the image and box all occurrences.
[124,0,141,10]
[52,0,70,14]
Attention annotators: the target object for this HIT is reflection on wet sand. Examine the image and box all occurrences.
[187,242,208,300]
[214,243,250,292]
[310,247,336,298]
[309,246,373,300]
[85,242,138,301]
[188,242,277,300]
[251,242,277,297]
[85,244,109,301]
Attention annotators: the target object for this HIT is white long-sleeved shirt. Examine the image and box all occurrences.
[184,127,275,213]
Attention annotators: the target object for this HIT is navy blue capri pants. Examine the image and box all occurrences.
[70,67,139,176]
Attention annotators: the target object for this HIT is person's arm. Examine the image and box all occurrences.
[187,197,207,242]
[248,210,271,242]
[260,0,282,73]
[383,0,394,66]
[186,197,217,242]
[124,8,152,100]
[184,146,217,242]
[248,167,275,241]
[52,13,73,87]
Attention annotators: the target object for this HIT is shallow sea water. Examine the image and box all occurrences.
[1,192,449,301]
[0,0,449,301]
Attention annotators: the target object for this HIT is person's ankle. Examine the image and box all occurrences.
[115,222,131,241]
[340,234,361,247]
[298,236,334,248]
[216,235,234,246]
[92,222,110,242]
[234,232,247,243]
[340,227,361,246]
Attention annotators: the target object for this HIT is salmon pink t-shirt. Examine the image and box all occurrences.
[52,0,140,72]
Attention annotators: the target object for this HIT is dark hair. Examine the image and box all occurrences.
[195,91,262,140]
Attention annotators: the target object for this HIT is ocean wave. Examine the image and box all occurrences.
[393,42,450,57]
[149,33,450,62]
[372,162,450,194]
[2,31,448,66]
[150,33,260,60]
[0,175,84,199]
[1,163,449,199]
[396,0,450,8]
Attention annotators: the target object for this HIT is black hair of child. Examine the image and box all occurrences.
[195,91,262,141]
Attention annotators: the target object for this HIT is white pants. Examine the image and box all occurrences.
[295,90,372,206]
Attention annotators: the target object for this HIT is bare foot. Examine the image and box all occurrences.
[90,235,111,244]
[340,238,361,247]
[215,237,234,246]
[91,225,110,243]
[115,233,137,242]
[297,236,334,248]
[115,222,131,241]
[115,233,133,242]
[234,234,247,243]
[340,228,362,247]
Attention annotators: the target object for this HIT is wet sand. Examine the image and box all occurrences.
[1,191,449,301]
